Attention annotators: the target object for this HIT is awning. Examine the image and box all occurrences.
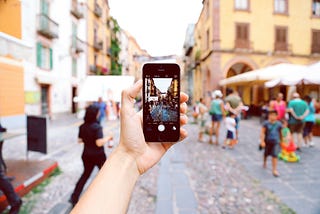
[219,63,307,86]
[265,61,320,87]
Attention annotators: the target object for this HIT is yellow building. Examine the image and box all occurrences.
[0,0,26,122]
[87,0,111,75]
[190,0,320,109]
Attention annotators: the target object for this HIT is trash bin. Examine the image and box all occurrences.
[27,115,48,154]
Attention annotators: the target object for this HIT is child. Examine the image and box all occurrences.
[222,112,237,149]
[197,98,208,142]
[260,110,282,177]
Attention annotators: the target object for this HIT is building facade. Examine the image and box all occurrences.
[87,0,111,75]
[187,0,320,107]
[0,0,88,128]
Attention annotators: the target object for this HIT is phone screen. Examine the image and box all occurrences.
[143,63,180,142]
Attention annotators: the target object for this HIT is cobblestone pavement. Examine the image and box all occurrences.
[3,113,320,213]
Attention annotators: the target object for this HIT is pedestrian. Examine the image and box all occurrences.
[222,112,237,149]
[287,92,309,151]
[303,95,316,147]
[93,97,107,124]
[70,80,188,213]
[224,88,243,140]
[208,90,225,145]
[197,98,208,142]
[260,110,282,177]
[270,93,287,120]
[69,104,113,207]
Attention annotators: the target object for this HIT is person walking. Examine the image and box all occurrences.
[93,97,107,124]
[69,104,113,207]
[225,88,243,140]
[287,92,309,151]
[270,93,287,120]
[222,112,237,149]
[208,90,225,145]
[260,110,282,177]
[303,95,316,147]
[197,98,208,142]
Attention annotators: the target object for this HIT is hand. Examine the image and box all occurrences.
[117,80,188,174]
[260,141,266,148]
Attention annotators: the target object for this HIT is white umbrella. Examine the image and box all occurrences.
[304,61,320,84]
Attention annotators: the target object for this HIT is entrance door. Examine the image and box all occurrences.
[72,87,77,113]
[41,85,49,115]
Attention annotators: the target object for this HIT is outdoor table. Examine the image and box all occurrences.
[0,132,25,173]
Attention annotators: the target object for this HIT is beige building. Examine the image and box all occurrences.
[186,0,320,111]
[87,0,111,75]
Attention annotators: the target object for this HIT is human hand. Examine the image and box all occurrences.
[117,80,188,174]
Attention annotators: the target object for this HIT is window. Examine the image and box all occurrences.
[235,23,250,49]
[312,0,320,16]
[311,29,320,54]
[275,26,288,51]
[274,0,288,14]
[72,57,77,77]
[41,0,49,15]
[37,42,53,70]
[235,0,249,10]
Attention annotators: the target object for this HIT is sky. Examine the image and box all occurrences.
[108,0,203,57]
[153,78,172,93]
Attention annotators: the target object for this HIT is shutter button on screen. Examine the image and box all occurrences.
[158,125,165,132]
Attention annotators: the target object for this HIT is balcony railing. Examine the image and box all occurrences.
[93,39,103,51]
[37,14,59,39]
[71,36,85,54]
[89,64,108,75]
[235,39,251,50]
[274,42,288,52]
[94,3,102,17]
[311,45,320,54]
[0,32,32,61]
[71,0,84,19]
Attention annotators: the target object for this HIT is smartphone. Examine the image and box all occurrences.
[142,63,180,142]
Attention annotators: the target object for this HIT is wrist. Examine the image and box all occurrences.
[111,147,140,177]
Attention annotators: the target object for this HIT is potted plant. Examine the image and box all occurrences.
[312,117,320,136]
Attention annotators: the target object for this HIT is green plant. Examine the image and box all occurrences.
[315,117,320,125]
[110,17,122,75]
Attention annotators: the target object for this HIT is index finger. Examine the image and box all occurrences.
[180,92,188,104]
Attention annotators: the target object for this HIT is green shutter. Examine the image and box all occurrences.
[37,42,42,67]
[49,48,53,70]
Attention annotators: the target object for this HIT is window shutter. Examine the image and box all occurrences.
[49,48,53,70]
[37,42,42,67]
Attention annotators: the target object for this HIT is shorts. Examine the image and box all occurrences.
[303,121,314,137]
[198,119,206,132]
[211,114,223,122]
[288,122,304,133]
[264,141,280,158]
[226,130,236,139]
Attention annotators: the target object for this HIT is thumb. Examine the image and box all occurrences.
[121,80,142,110]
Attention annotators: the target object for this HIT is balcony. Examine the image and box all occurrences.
[311,45,320,54]
[71,36,85,54]
[94,3,102,17]
[37,14,59,39]
[235,39,251,50]
[89,64,108,75]
[71,0,84,19]
[93,39,103,51]
[0,32,32,61]
[274,42,288,52]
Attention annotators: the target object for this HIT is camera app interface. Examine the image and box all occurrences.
[144,76,179,124]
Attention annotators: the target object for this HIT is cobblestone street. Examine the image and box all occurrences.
[2,114,320,213]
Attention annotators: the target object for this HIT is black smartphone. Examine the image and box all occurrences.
[142,63,180,142]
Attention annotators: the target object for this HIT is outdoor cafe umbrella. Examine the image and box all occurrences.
[264,61,320,87]
[219,63,306,86]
